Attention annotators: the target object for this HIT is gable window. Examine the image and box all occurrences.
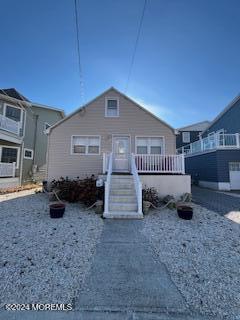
[4,104,22,122]
[0,146,19,168]
[105,98,119,117]
[182,132,190,143]
[136,137,164,154]
[72,136,100,155]
[24,148,34,159]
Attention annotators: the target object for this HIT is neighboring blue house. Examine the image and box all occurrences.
[184,95,240,191]
[176,121,210,153]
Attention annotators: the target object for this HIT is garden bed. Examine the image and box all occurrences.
[0,190,103,306]
[142,205,240,319]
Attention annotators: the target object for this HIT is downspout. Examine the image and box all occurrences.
[19,108,27,186]
[33,114,39,166]
[19,141,24,186]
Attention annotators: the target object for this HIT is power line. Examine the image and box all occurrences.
[125,0,147,93]
[74,0,85,105]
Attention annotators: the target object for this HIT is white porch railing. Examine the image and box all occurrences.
[134,154,185,174]
[177,133,240,155]
[131,154,142,214]
[0,114,20,135]
[104,152,113,215]
[0,162,16,177]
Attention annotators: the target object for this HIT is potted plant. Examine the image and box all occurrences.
[177,205,193,220]
[49,202,66,218]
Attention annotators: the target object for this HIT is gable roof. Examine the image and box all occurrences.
[178,120,210,132]
[0,87,65,117]
[0,88,30,101]
[201,94,240,135]
[49,87,175,133]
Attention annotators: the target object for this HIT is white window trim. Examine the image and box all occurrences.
[135,136,166,155]
[182,131,190,143]
[24,148,34,160]
[71,135,101,155]
[3,103,23,123]
[0,145,20,169]
[105,97,119,117]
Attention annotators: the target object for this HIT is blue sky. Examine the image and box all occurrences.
[0,0,240,128]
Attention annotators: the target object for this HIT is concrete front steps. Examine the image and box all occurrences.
[103,174,143,219]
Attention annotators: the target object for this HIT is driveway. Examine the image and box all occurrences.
[192,185,240,215]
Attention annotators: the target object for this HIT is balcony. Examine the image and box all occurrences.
[177,133,240,156]
[0,114,20,135]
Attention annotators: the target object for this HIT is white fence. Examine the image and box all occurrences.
[0,114,20,135]
[134,154,185,174]
[0,162,16,177]
[178,133,240,155]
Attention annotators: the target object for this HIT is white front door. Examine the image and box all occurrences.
[229,162,240,190]
[113,136,130,172]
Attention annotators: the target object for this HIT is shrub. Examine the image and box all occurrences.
[142,187,160,207]
[51,176,104,206]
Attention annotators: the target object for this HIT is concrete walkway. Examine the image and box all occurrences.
[1,220,217,320]
[192,185,240,215]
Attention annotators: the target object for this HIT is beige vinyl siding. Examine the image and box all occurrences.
[47,89,176,180]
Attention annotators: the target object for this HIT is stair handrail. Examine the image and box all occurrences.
[131,153,142,214]
[104,152,113,215]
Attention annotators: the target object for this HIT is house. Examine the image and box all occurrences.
[176,121,210,153]
[47,87,190,218]
[183,94,240,190]
[0,88,65,189]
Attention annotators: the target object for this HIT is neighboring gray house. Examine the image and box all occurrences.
[0,88,64,188]
[183,94,240,190]
[176,121,210,152]
[47,87,190,219]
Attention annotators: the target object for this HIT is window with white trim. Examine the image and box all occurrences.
[182,132,190,143]
[136,137,164,154]
[72,136,100,155]
[24,148,33,159]
[4,104,22,122]
[105,98,119,117]
[0,146,19,168]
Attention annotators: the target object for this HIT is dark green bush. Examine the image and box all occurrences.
[51,175,104,206]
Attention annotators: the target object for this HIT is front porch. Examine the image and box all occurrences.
[102,153,190,219]
[103,153,185,175]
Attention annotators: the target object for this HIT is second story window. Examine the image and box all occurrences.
[105,98,119,117]
[5,104,22,122]
[182,132,190,143]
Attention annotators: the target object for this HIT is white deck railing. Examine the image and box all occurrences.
[104,152,113,215]
[134,154,185,174]
[177,133,240,155]
[0,162,16,177]
[0,114,20,135]
[131,154,142,214]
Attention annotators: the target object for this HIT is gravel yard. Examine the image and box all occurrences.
[0,190,103,307]
[142,205,240,320]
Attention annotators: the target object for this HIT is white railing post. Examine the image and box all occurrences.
[181,154,185,174]
[103,153,106,173]
[12,162,16,177]
[131,154,142,214]
[104,152,113,215]
[236,133,240,148]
